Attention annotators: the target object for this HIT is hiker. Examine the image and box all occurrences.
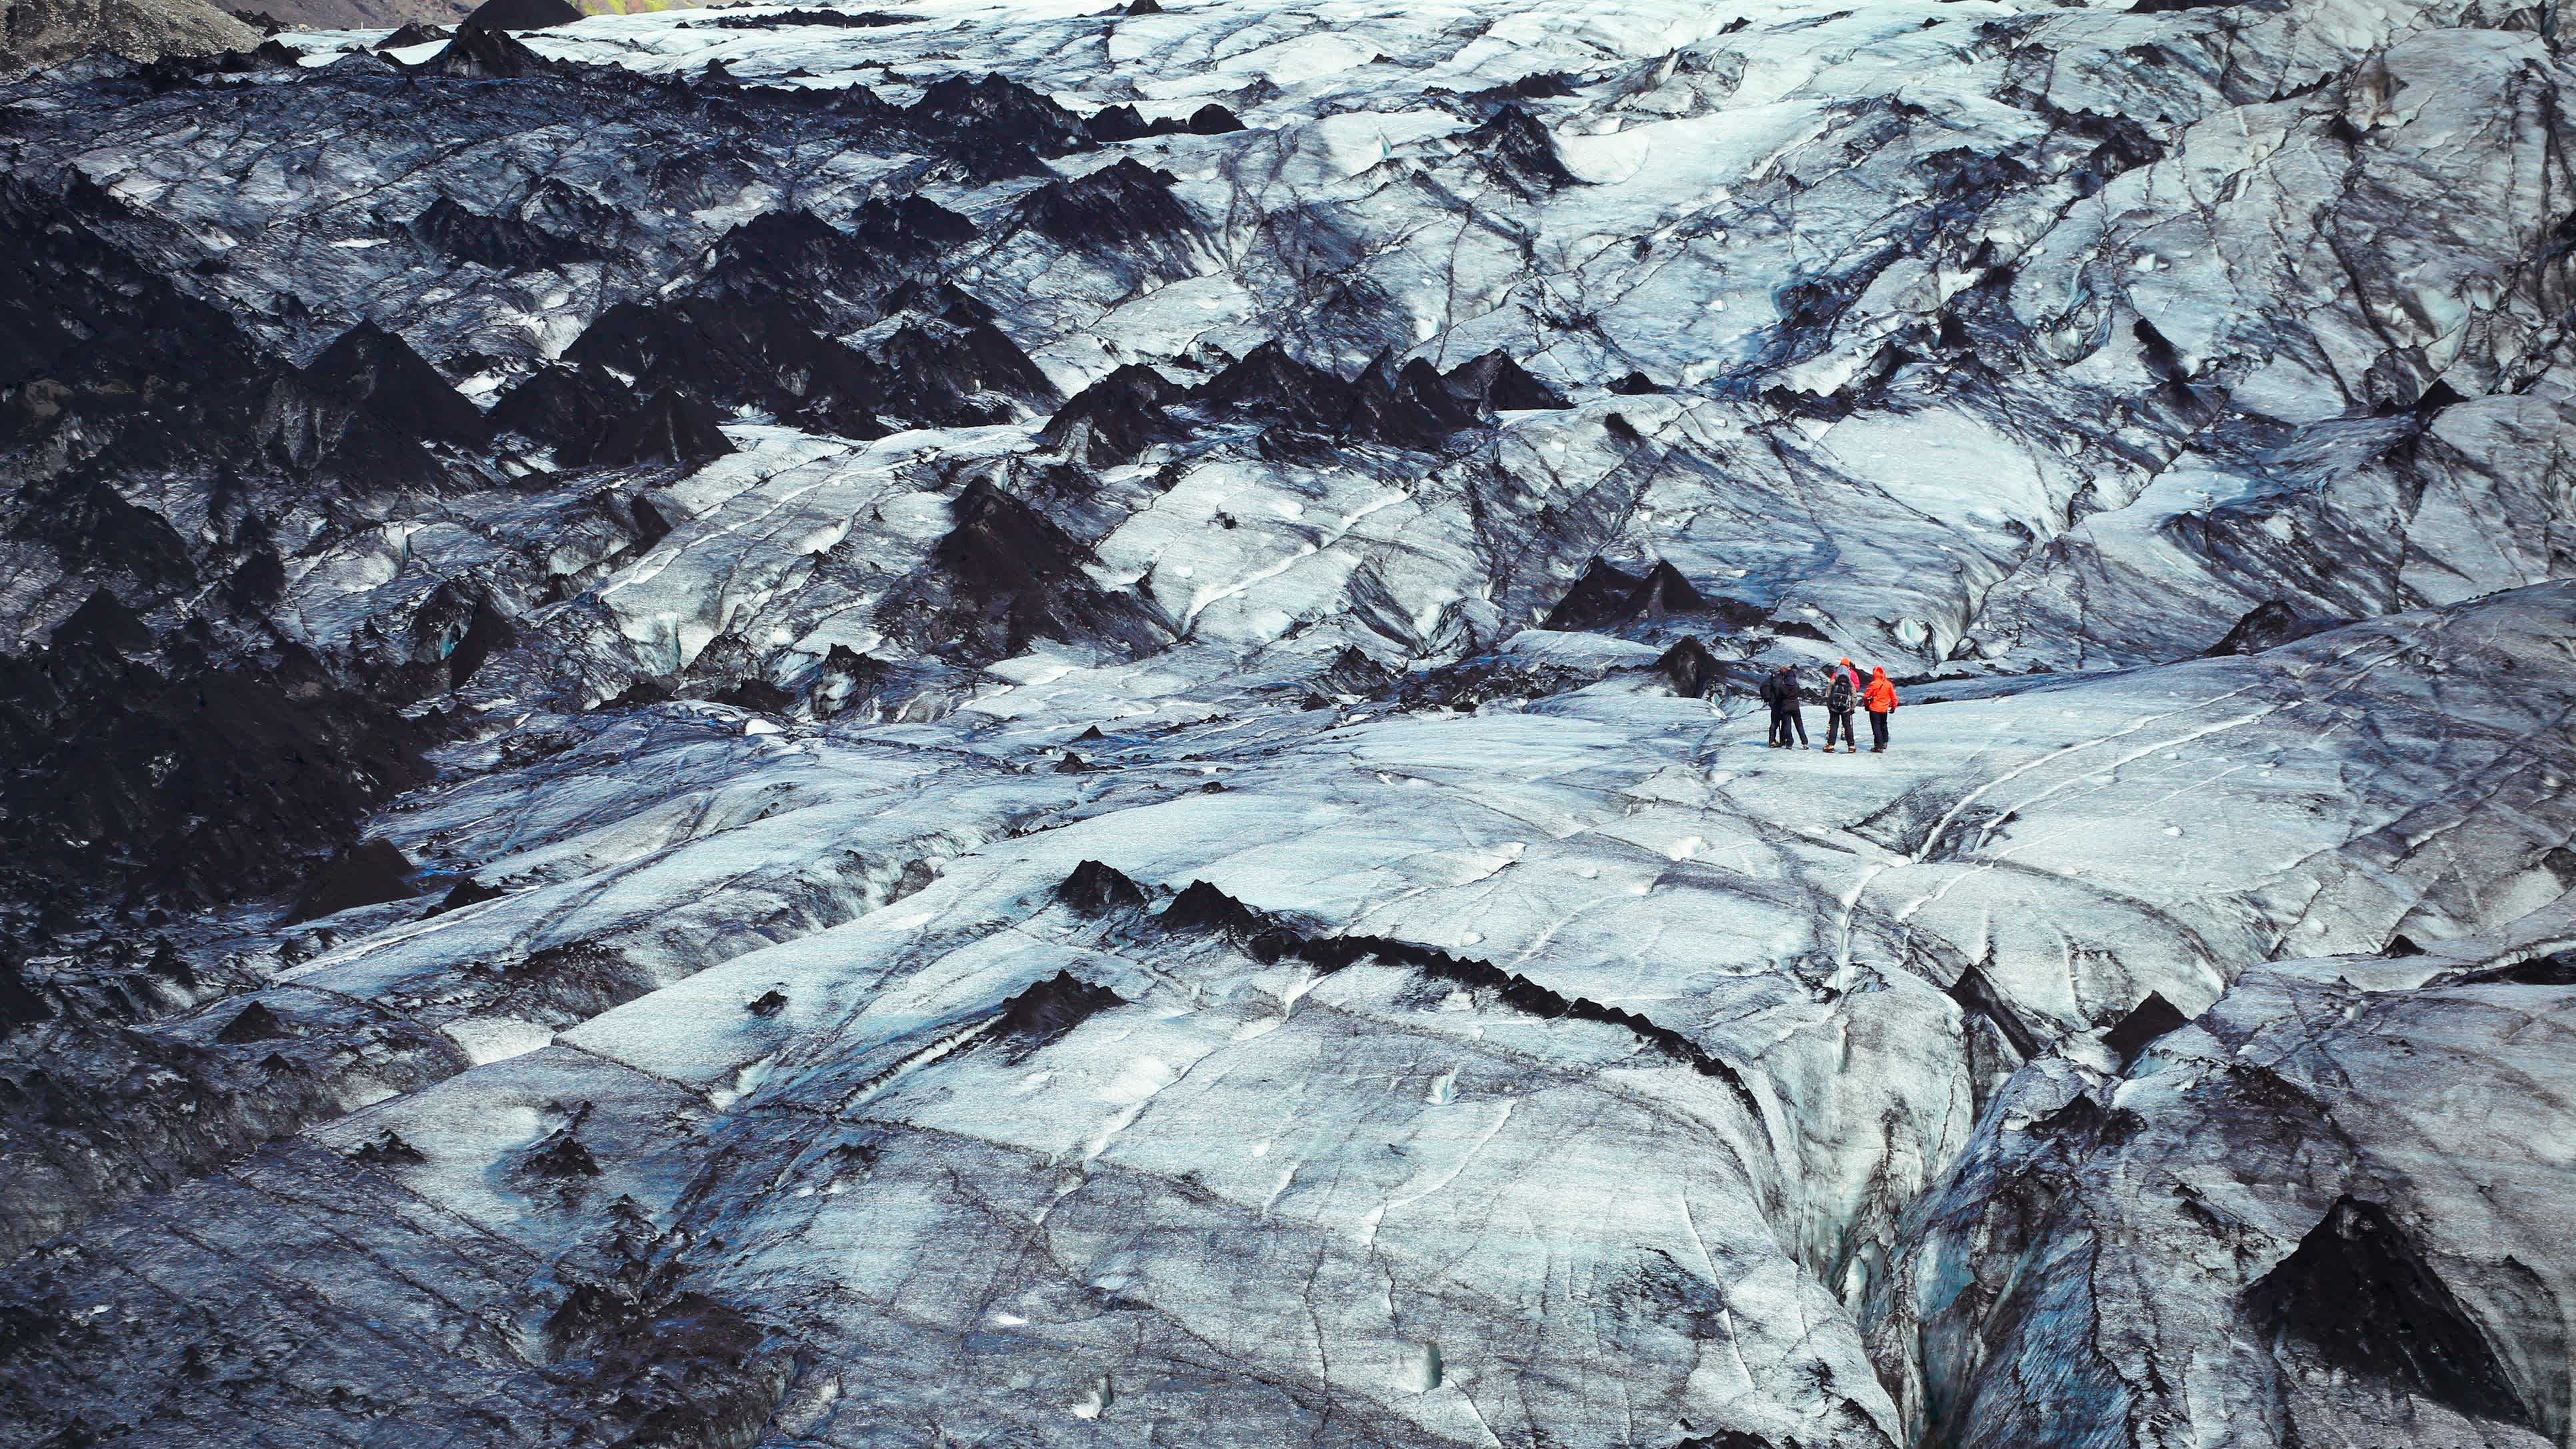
[1863,665,1898,752]
[1761,664,1809,748]
[1822,658,1862,753]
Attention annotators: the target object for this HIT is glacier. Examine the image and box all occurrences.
[2,0,2574,1443]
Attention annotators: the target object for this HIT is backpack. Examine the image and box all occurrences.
[1827,671,1855,711]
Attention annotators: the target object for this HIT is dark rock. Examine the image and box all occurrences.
[1197,341,1568,451]
[1504,71,1577,98]
[2244,1196,2533,1428]
[489,363,635,452]
[599,678,673,709]
[1947,965,2043,1060]
[905,73,1089,179]
[645,144,772,216]
[0,957,52,1039]
[429,875,507,915]
[1041,363,1181,465]
[1087,102,1153,143]
[2204,599,2350,657]
[1349,354,1487,446]
[1445,349,1571,413]
[443,595,515,690]
[48,589,153,655]
[580,390,737,469]
[421,22,557,79]
[283,838,419,924]
[235,37,305,69]
[1395,655,1593,711]
[2411,378,2467,419]
[1161,879,1281,948]
[1059,859,1148,915]
[562,1286,783,1448]
[1196,341,1358,431]
[709,677,794,712]
[13,473,198,596]
[0,637,431,907]
[2044,1096,2147,1154]
[1053,752,1091,773]
[697,207,909,324]
[871,477,1171,664]
[2134,317,2191,385]
[521,1131,602,1178]
[872,305,1059,426]
[809,644,895,716]
[1540,558,1644,631]
[1317,644,1395,697]
[1145,893,1767,1120]
[0,185,271,492]
[409,196,593,272]
[1467,103,1576,195]
[1015,156,1195,277]
[223,546,287,611]
[2053,106,2168,199]
[520,178,623,239]
[746,990,787,1016]
[628,495,674,549]
[846,193,976,259]
[214,1000,294,1044]
[375,21,451,47]
[349,1129,429,1167]
[702,7,915,25]
[0,178,275,469]
[907,73,1086,147]
[1629,560,1705,618]
[987,970,1125,1060]
[565,295,889,439]
[1185,103,1245,134]
[2101,990,2191,1066]
[461,0,580,29]
[1657,636,1720,698]
[281,321,491,465]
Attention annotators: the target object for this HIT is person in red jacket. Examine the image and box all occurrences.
[1863,665,1897,752]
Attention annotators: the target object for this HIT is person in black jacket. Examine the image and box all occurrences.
[1821,658,1862,754]
[1761,664,1809,748]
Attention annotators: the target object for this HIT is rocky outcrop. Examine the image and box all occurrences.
[0,0,253,69]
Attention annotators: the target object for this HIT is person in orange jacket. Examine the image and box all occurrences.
[1863,665,1897,752]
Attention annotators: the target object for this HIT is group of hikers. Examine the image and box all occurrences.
[1759,658,1898,753]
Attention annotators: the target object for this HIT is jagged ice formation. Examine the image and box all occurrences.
[3,0,2575,1444]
